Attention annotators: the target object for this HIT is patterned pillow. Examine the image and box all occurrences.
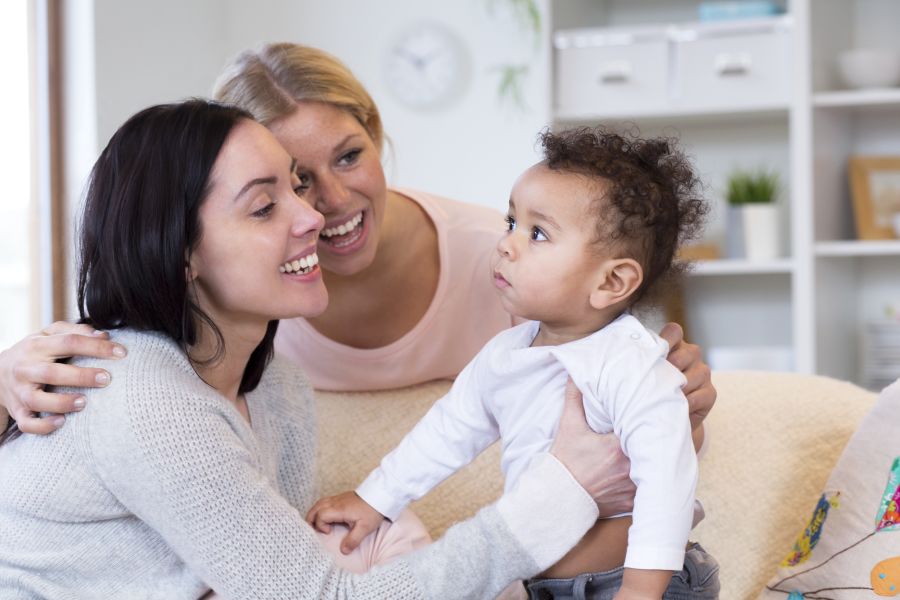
[760,379,900,599]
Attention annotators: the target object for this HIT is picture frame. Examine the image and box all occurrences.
[848,156,900,240]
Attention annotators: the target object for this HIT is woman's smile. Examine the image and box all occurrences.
[317,209,370,254]
[279,250,321,278]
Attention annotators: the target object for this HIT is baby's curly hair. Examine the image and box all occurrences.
[540,126,708,306]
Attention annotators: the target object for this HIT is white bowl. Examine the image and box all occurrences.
[837,48,900,89]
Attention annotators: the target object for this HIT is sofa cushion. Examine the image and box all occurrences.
[759,378,900,600]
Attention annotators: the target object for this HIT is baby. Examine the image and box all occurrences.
[308,127,717,599]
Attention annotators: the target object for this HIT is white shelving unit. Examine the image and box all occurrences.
[548,0,900,388]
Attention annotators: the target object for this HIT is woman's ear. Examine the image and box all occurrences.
[185,253,198,283]
[589,258,643,311]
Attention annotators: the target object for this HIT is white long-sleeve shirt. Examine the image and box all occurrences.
[357,314,698,571]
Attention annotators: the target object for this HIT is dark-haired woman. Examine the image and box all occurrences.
[0,100,636,598]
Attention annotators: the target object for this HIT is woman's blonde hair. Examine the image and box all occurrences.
[212,43,384,150]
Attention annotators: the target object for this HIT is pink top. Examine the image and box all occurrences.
[274,188,515,391]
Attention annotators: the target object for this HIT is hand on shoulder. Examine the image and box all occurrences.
[0,322,127,434]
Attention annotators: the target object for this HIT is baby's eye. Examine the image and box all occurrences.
[505,215,516,232]
[530,227,547,242]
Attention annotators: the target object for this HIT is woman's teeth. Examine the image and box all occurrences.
[279,252,319,274]
[320,213,363,239]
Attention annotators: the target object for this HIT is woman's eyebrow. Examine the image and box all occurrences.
[333,133,362,151]
[234,176,277,202]
[234,159,297,202]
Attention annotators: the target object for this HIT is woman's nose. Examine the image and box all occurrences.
[291,198,325,240]
[312,172,351,214]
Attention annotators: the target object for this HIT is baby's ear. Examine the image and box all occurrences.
[589,258,643,311]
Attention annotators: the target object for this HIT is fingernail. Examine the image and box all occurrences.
[112,345,127,358]
[73,397,86,410]
[95,372,111,386]
[92,329,106,336]
[50,415,66,428]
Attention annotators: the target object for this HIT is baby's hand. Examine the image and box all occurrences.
[305,491,386,554]
[611,567,670,600]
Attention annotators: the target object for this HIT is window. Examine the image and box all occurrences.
[0,0,36,349]
[0,0,65,348]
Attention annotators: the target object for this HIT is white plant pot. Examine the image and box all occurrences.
[741,204,780,260]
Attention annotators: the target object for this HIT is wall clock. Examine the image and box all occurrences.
[384,22,470,110]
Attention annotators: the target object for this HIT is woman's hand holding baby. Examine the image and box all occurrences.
[659,322,715,432]
[551,378,636,517]
[306,491,386,554]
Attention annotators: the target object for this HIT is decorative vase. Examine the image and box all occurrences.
[741,203,780,260]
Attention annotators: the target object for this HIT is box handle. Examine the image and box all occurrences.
[597,61,632,84]
[714,53,752,77]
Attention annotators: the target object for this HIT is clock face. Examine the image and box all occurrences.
[384,22,469,110]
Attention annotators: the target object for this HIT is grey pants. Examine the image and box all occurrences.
[524,542,719,600]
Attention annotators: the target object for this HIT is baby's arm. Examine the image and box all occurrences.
[306,491,385,554]
[348,354,499,542]
[598,344,698,576]
[307,357,499,553]
[614,568,672,600]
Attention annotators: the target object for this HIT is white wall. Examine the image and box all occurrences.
[92,0,230,145]
[85,0,552,213]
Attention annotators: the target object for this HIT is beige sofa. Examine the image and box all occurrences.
[316,371,877,599]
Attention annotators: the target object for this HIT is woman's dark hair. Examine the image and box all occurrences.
[540,126,708,306]
[77,99,277,394]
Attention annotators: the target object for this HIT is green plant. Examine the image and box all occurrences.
[726,169,780,205]
[484,0,543,110]
[486,0,542,45]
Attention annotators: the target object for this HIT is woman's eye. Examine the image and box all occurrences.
[252,202,276,218]
[531,227,547,242]
[505,216,516,231]
[338,149,361,166]
[293,174,311,196]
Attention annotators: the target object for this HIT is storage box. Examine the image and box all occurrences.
[553,16,792,118]
[554,27,669,119]
[671,17,792,112]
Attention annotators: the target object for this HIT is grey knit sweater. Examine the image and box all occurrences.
[0,329,598,599]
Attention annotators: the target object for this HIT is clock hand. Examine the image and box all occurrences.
[394,47,429,70]
[417,49,444,66]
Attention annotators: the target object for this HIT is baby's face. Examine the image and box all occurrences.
[492,163,608,328]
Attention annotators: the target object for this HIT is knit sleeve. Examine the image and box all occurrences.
[84,345,422,599]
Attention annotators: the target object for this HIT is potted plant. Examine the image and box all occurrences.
[726,168,781,260]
